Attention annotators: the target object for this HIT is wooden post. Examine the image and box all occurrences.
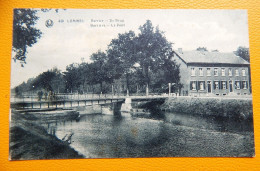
[146,84,149,96]
[112,84,114,98]
[169,83,171,96]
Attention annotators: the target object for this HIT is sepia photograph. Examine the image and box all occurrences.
[9,9,255,160]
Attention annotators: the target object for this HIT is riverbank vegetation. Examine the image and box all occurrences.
[14,20,181,97]
[9,110,83,160]
[161,97,253,120]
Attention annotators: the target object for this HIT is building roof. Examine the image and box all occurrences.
[174,50,250,65]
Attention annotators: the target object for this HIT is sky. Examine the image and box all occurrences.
[11,9,249,88]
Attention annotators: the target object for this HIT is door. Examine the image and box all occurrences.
[207,81,211,93]
[229,81,233,92]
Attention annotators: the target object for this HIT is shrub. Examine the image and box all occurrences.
[162,97,253,119]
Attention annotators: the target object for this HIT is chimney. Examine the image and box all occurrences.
[178,48,183,54]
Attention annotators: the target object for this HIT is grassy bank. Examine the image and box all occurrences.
[9,110,84,160]
[161,97,253,119]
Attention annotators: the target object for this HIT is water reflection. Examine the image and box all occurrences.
[42,104,254,158]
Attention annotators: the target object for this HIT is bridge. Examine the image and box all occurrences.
[10,95,169,110]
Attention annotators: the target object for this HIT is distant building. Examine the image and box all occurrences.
[173,48,251,96]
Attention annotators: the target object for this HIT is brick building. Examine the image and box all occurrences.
[173,49,251,96]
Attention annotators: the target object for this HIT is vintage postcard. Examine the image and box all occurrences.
[10,9,255,160]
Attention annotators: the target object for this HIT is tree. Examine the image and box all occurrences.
[32,68,63,92]
[196,47,208,51]
[90,51,111,93]
[12,9,42,66]
[235,46,250,62]
[136,20,179,94]
[63,63,82,93]
[14,82,27,97]
[77,62,89,93]
[13,20,181,96]
[13,78,36,96]
[105,20,180,95]
[107,31,137,94]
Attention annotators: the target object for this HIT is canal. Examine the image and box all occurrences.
[42,104,254,158]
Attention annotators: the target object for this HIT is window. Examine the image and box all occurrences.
[222,81,226,89]
[214,81,219,89]
[199,81,205,90]
[219,81,227,89]
[200,82,204,90]
[190,81,196,90]
[199,68,203,76]
[242,69,246,76]
[228,68,232,76]
[221,68,225,76]
[235,69,239,76]
[214,68,218,76]
[242,81,248,89]
[191,68,195,76]
[235,81,240,89]
[207,68,211,76]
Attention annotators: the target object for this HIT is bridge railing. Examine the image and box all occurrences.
[10,92,170,103]
[10,93,127,103]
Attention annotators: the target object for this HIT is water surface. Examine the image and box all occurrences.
[43,106,254,158]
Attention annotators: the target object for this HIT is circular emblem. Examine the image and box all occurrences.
[45,19,54,28]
